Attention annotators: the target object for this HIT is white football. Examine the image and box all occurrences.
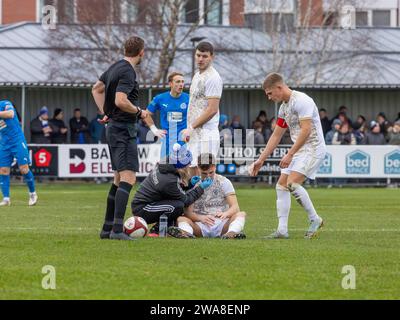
[123,216,149,238]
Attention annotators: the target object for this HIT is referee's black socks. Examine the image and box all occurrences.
[112,182,133,233]
[102,183,118,232]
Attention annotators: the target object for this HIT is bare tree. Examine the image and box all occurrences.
[246,0,371,86]
[46,0,222,84]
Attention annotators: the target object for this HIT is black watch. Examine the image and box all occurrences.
[136,106,142,118]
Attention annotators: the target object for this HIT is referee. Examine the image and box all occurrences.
[92,36,148,241]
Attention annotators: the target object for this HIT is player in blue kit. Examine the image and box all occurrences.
[0,100,38,207]
[144,72,189,159]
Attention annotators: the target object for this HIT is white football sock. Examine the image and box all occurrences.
[276,184,291,234]
[178,221,194,235]
[228,216,245,233]
[289,183,320,222]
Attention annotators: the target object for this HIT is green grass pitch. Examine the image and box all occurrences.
[0,184,399,299]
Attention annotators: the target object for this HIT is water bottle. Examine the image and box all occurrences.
[159,214,168,238]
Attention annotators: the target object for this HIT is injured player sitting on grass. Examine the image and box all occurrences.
[168,153,246,239]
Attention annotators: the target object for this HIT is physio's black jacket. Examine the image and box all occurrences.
[132,164,204,207]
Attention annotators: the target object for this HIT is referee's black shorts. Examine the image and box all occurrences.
[106,120,139,172]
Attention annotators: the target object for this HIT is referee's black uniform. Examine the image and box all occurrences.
[100,58,141,237]
[101,59,140,173]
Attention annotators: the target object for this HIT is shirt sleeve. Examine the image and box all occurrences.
[277,105,288,128]
[5,104,14,112]
[205,74,223,99]
[147,95,160,114]
[294,97,314,120]
[99,71,107,83]
[116,70,136,95]
[222,178,235,197]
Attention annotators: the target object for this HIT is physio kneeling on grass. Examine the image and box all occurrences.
[131,144,213,237]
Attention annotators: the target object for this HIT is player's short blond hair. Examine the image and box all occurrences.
[263,73,284,90]
[168,72,184,83]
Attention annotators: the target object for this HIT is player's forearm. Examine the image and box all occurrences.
[287,127,311,156]
[224,204,240,218]
[0,110,14,119]
[259,133,282,161]
[184,210,202,222]
[191,107,218,129]
[143,114,155,128]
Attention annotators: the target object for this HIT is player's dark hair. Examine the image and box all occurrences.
[168,72,184,83]
[196,41,214,55]
[124,36,145,57]
[263,73,284,89]
[198,153,216,170]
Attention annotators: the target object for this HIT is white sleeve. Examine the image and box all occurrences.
[278,105,285,119]
[205,74,223,99]
[222,178,235,196]
[294,96,314,120]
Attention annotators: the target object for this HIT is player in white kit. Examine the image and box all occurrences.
[181,42,223,175]
[249,73,326,239]
[168,153,246,239]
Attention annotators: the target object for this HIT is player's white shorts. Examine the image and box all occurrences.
[195,218,228,238]
[281,152,325,180]
[187,129,220,167]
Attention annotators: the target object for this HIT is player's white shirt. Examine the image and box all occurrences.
[279,90,326,158]
[193,174,235,215]
[188,65,223,140]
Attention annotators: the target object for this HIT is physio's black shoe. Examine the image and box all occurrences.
[110,231,136,241]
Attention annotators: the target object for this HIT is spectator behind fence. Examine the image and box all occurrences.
[70,108,90,144]
[49,108,68,144]
[333,105,353,127]
[30,106,52,144]
[332,123,356,145]
[219,114,229,131]
[319,108,331,137]
[363,121,386,145]
[252,110,270,140]
[353,115,367,144]
[247,120,265,145]
[376,112,391,140]
[229,115,246,145]
[89,111,106,144]
[387,120,400,145]
[219,114,230,146]
[325,119,341,145]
